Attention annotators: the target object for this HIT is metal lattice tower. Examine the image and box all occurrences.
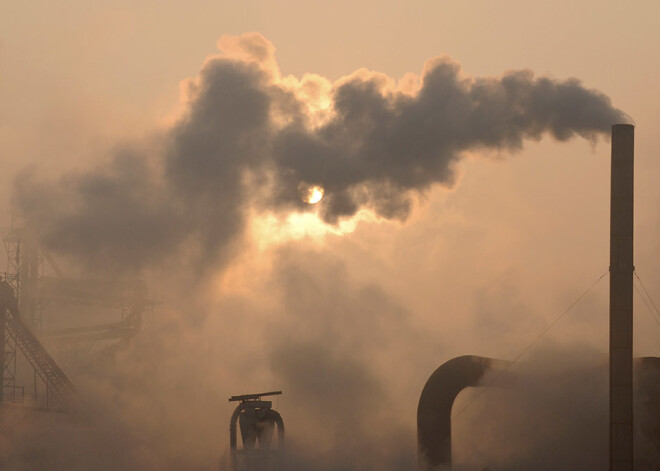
[0,281,75,409]
[2,217,49,405]
[2,217,154,410]
[3,225,46,330]
[2,218,25,403]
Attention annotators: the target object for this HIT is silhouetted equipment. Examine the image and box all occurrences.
[0,281,75,410]
[417,355,660,470]
[610,123,635,471]
[634,357,660,469]
[38,277,149,344]
[2,220,154,409]
[228,391,284,471]
[417,355,509,471]
[229,391,282,402]
[416,134,655,470]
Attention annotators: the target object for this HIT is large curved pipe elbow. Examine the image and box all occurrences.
[417,355,659,470]
[269,409,285,447]
[417,355,509,471]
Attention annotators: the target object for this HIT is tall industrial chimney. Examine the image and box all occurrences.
[610,123,634,471]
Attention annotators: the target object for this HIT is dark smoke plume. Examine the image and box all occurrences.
[11,32,629,273]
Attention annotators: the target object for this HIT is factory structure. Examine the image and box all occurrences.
[2,124,659,470]
[0,220,154,412]
[228,391,285,471]
[416,125,658,470]
[225,124,659,470]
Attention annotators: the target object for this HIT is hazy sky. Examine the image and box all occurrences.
[2,1,660,470]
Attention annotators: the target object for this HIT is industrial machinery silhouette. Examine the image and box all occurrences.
[228,391,285,471]
[417,355,660,470]
[1,220,153,409]
[0,281,75,410]
[417,355,509,471]
[416,125,660,470]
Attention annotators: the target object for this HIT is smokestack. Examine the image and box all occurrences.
[610,123,634,471]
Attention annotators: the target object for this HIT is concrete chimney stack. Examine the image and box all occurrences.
[610,123,634,471]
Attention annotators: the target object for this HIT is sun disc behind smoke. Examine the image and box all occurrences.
[308,187,324,204]
[298,181,324,204]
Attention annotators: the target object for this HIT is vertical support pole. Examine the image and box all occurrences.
[610,123,634,471]
[229,403,242,471]
[0,301,5,404]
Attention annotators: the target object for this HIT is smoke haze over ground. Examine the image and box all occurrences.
[2,32,655,471]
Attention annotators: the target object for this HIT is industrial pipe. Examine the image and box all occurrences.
[417,355,660,470]
[417,355,509,471]
[229,402,284,471]
[610,123,635,471]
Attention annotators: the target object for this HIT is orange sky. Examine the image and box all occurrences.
[1,1,660,469]
[2,0,658,345]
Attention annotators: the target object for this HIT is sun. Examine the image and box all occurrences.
[307,186,324,204]
[298,181,325,204]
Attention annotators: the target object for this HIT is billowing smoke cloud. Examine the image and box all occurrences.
[12,32,628,273]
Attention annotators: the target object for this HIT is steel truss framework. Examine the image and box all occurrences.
[2,219,154,409]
